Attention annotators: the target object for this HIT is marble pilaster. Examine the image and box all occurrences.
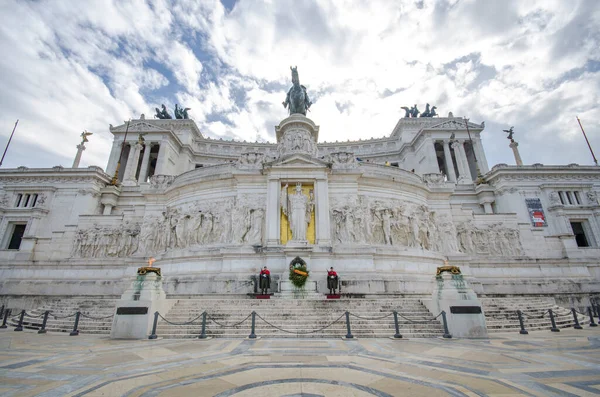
[315,178,331,246]
[265,178,281,245]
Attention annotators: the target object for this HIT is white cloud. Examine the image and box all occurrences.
[0,0,597,170]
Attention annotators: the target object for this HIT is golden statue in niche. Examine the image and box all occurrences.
[280,183,315,244]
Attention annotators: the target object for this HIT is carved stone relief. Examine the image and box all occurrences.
[329,152,357,168]
[72,222,141,258]
[238,152,265,168]
[277,128,317,158]
[329,196,459,253]
[456,221,523,256]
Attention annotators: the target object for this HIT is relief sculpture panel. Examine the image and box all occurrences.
[72,195,265,257]
[329,196,458,253]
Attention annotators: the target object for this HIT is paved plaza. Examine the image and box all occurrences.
[1,328,600,396]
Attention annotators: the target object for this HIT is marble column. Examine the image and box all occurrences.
[105,140,122,176]
[72,143,86,168]
[424,138,439,174]
[138,143,153,183]
[155,141,168,175]
[510,141,523,166]
[265,178,280,245]
[123,143,142,185]
[452,141,471,184]
[442,140,457,182]
[473,138,489,173]
[315,178,331,246]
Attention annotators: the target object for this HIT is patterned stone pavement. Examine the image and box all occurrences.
[1,328,600,396]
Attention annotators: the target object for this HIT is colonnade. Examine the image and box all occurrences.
[436,138,488,183]
[106,140,165,184]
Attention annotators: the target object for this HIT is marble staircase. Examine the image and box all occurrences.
[481,296,588,332]
[154,298,444,338]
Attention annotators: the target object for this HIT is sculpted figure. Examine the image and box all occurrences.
[282,66,312,115]
[246,208,264,244]
[284,183,313,241]
[401,106,411,118]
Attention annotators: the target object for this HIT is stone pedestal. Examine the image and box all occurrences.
[277,280,320,299]
[423,272,488,338]
[110,272,173,339]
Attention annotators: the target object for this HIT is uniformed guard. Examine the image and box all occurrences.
[327,267,339,294]
[259,266,271,295]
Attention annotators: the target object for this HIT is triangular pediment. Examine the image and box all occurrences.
[268,153,329,168]
[426,119,483,131]
[110,120,171,133]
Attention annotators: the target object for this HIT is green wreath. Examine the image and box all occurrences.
[288,256,309,288]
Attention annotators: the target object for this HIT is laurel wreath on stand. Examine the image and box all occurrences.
[289,257,309,288]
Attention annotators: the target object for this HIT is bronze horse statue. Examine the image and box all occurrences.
[283,66,312,116]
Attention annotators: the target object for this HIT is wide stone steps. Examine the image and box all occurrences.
[153,298,444,339]
[480,297,588,332]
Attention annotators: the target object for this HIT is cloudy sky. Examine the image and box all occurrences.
[0,0,598,170]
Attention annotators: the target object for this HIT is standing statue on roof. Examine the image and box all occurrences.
[282,66,312,116]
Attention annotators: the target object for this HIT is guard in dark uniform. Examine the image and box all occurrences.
[259,266,271,294]
[327,267,339,294]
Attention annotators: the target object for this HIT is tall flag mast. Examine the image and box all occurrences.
[0,120,19,167]
[576,116,598,166]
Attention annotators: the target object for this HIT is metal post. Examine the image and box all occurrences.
[14,310,25,331]
[595,304,600,324]
[149,311,159,339]
[588,307,598,327]
[344,311,354,339]
[248,311,257,339]
[517,310,528,335]
[0,309,10,328]
[38,311,50,334]
[441,311,452,339]
[70,312,80,336]
[199,311,207,339]
[393,311,402,339]
[0,305,4,318]
[571,308,583,330]
[548,309,560,332]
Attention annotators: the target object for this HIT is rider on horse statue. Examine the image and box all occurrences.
[282,66,312,116]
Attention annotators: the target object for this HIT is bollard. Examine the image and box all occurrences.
[199,311,207,339]
[344,311,354,339]
[393,311,402,339]
[0,309,11,329]
[517,310,528,335]
[571,308,583,330]
[38,311,50,334]
[0,305,4,318]
[595,304,600,324]
[148,311,159,339]
[69,312,80,336]
[441,311,452,339]
[588,307,597,327]
[248,311,257,339]
[548,309,560,332]
[14,310,25,331]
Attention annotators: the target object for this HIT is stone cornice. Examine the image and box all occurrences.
[0,166,111,185]
[486,164,600,185]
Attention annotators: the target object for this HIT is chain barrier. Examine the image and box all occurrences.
[80,313,115,320]
[23,311,47,319]
[50,312,77,320]
[393,311,442,323]
[157,313,203,326]
[208,313,252,328]
[521,310,547,319]
[255,312,346,335]
[349,312,393,321]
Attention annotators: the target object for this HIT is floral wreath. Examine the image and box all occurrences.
[288,256,309,288]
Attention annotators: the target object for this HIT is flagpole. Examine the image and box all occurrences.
[576,116,598,166]
[0,120,19,167]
